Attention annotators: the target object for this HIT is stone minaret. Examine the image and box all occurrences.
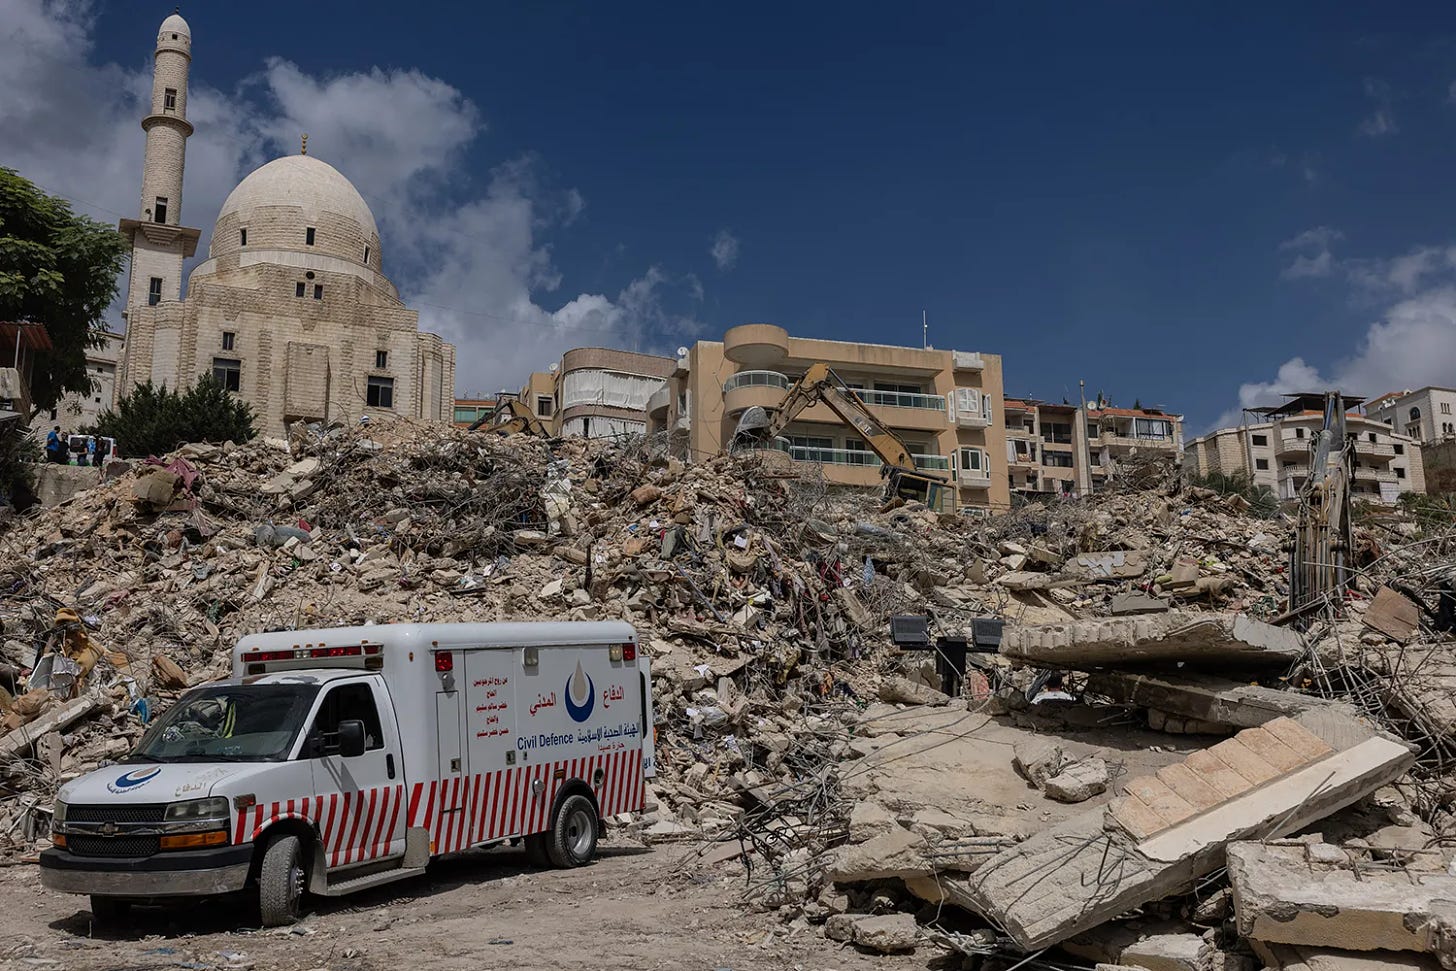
[121,11,201,318]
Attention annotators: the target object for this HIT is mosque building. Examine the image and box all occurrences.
[117,12,456,434]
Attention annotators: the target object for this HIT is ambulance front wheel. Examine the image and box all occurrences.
[546,794,599,868]
[258,834,305,927]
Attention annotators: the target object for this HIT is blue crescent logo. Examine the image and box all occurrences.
[107,766,162,793]
[563,671,595,723]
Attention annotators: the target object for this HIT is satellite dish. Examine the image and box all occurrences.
[548,363,560,373]
[676,346,689,357]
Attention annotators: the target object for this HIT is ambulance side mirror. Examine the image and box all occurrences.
[338,720,367,759]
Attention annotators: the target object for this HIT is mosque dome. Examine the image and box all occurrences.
[210,155,381,269]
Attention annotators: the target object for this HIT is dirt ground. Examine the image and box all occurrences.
[0,840,927,971]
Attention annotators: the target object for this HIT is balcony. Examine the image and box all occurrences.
[723,369,789,415]
[790,446,880,467]
[1276,433,1311,458]
[913,454,950,472]
[723,323,789,366]
[1354,439,1395,462]
[1097,431,1178,452]
[952,350,984,371]
[1354,466,1398,484]
[857,388,946,412]
[957,471,992,489]
[646,383,670,420]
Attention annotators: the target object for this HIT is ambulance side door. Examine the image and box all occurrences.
[306,678,406,866]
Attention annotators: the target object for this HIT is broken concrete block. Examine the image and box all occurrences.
[1229,839,1456,963]
[1166,556,1201,588]
[631,484,663,507]
[151,655,187,690]
[1087,670,1350,733]
[847,801,896,843]
[846,913,918,953]
[941,712,1415,950]
[825,826,932,884]
[877,677,949,707]
[1012,738,1066,788]
[1254,943,1441,970]
[1001,553,1028,571]
[1043,757,1110,803]
[1067,549,1148,579]
[1120,932,1207,971]
[1110,592,1170,615]
[1001,612,1304,670]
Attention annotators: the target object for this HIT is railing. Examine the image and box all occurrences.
[858,389,946,411]
[789,446,881,467]
[912,454,950,471]
[722,370,789,393]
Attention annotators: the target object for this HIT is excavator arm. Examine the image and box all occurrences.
[737,363,954,511]
[467,398,551,437]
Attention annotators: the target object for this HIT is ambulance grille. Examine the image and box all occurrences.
[66,835,160,858]
[67,804,167,824]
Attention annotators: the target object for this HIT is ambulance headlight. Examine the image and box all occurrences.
[52,800,67,826]
[164,797,230,822]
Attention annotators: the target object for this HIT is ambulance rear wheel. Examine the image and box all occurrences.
[258,834,305,927]
[546,794,598,868]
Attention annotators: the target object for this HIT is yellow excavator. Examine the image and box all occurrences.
[466,397,551,437]
[732,362,956,512]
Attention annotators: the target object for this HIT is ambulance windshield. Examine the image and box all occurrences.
[130,684,319,763]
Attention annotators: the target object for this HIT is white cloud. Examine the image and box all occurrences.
[1358,78,1398,137]
[1213,237,1456,431]
[710,229,739,271]
[1279,226,1343,279]
[0,0,702,392]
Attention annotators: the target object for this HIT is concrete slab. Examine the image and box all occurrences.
[1001,613,1304,670]
[940,713,1414,950]
[1087,670,1344,731]
[1255,943,1440,971]
[1229,840,1456,964]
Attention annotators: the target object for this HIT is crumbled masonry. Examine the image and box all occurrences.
[4,421,1456,969]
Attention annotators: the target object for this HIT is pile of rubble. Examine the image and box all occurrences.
[3,419,1456,971]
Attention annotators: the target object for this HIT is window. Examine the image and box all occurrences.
[295,282,306,298]
[239,228,247,247]
[536,395,554,417]
[309,683,383,755]
[1395,443,1405,455]
[48,408,57,420]
[148,277,163,306]
[363,245,370,264]
[1251,434,1268,447]
[958,447,987,476]
[220,331,235,351]
[1255,458,1270,470]
[1410,407,1421,421]
[1368,433,1378,443]
[367,376,394,409]
[305,227,316,246]
[212,358,241,392]
[163,87,176,110]
[153,196,167,224]
[874,382,921,395]
[1042,451,1073,468]
[1132,417,1172,440]
[375,350,388,369]
[1446,422,1455,435]
[1396,467,1407,479]
[1407,424,1421,439]
[1042,421,1072,444]
[1444,403,1453,415]
[313,284,323,300]
[1295,428,1305,439]
[845,438,866,453]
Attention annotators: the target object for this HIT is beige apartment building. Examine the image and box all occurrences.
[644,324,1010,512]
[516,348,676,438]
[1188,393,1424,502]
[1366,386,1456,444]
[1002,398,1082,497]
[116,13,456,436]
[1081,405,1184,493]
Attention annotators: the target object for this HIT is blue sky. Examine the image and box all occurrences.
[8,2,1456,429]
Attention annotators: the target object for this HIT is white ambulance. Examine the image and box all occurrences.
[40,622,655,926]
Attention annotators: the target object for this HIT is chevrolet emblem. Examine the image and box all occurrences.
[98,822,118,836]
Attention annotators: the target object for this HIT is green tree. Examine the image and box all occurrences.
[91,376,257,458]
[0,169,127,416]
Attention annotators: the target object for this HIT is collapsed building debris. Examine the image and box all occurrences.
[0,416,1455,967]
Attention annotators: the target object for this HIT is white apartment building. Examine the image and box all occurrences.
[1366,387,1456,444]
